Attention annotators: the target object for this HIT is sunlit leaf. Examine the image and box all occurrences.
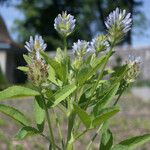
[0,86,40,100]
[92,107,119,128]
[17,66,29,72]
[34,96,45,132]
[0,104,29,126]
[51,84,77,107]
[111,134,150,150]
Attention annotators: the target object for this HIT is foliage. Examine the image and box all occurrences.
[0,8,149,150]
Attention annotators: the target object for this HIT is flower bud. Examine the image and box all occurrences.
[27,59,48,86]
[124,55,142,83]
[90,35,109,54]
[54,11,76,37]
[72,40,90,57]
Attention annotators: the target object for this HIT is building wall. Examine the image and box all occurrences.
[0,51,6,74]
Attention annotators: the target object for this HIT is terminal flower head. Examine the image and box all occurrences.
[105,8,132,44]
[25,35,47,59]
[90,34,109,54]
[72,40,90,57]
[54,11,76,37]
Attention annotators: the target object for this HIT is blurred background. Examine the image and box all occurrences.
[0,0,150,149]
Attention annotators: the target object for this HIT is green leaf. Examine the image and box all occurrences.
[23,54,32,64]
[0,104,29,126]
[48,65,62,86]
[15,126,39,140]
[110,145,126,150]
[76,55,106,85]
[40,51,65,81]
[51,84,77,107]
[73,103,91,128]
[17,66,29,72]
[34,96,45,132]
[93,83,120,116]
[111,134,150,150]
[100,129,113,150]
[0,86,40,100]
[92,107,119,128]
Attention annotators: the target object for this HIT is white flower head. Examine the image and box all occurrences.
[105,8,132,44]
[72,40,90,56]
[54,11,76,37]
[105,7,132,33]
[25,35,47,59]
[90,34,110,53]
[128,55,142,64]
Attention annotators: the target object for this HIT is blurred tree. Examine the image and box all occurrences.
[0,0,144,50]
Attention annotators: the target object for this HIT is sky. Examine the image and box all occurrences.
[0,0,150,47]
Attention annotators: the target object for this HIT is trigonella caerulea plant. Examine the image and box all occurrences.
[0,8,149,150]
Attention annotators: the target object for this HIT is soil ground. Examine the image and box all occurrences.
[0,92,150,150]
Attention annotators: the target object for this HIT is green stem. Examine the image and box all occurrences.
[86,124,103,150]
[42,95,56,150]
[113,84,128,106]
[57,104,67,116]
[113,90,123,106]
[66,112,76,150]
[74,129,88,141]
[53,109,64,149]
[64,37,67,57]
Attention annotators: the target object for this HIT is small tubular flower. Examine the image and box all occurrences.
[124,55,142,83]
[25,35,47,59]
[72,40,90,57]
[90,35,109,54]
[54,11,76,37]
[105,8,132,45]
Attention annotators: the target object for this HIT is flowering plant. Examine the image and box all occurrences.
[0,8,150,150]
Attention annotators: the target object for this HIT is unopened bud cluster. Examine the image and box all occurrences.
[90,35,109,54]
[72,40,90,57]
[124,55,142,83]
[28,59,48,86]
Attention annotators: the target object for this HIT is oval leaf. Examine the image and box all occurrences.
[17,66,29,72]
[100,129,113,150]
[15,126,39,140]
[92,107,119,128]
[52,84,77,107]
[40,51,65,81]
[0,104,29,126]
[0,86,40,100]
[73,103,91,128]
[111,134,150,150]
[34,96,45,131]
